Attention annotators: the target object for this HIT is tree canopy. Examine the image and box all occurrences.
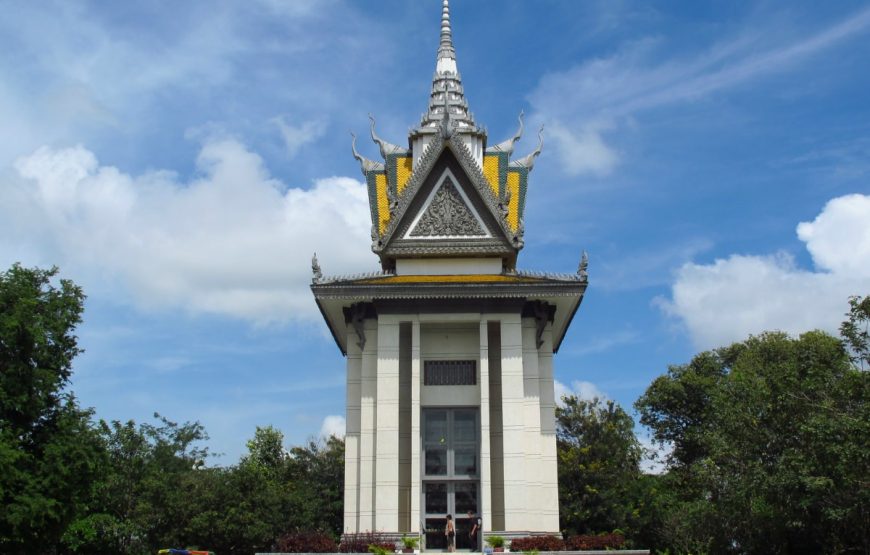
[636,329,869,554]
[556,396,644,537]
[3,263,866,554]
[0,264,105,554]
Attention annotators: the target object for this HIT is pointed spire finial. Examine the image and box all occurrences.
[412,0,480,135]
[369,114,407,158]
[578,250,589,280]
[438,0,455,60]
[511,125,545,172]
[350,131,384,176]
[312,253,323,283]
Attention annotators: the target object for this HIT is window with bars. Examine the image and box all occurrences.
[424,360,476,385]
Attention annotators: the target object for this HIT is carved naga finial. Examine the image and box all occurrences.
[312,253,323,283]
[369,114,406,158]
[511,125,544,172]
[499,188,511,220]
[439,93,453,139]
[577,250,589,280]
[350,131,384,176]
[489,111,524,155]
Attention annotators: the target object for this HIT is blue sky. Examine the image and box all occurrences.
[2,0,869,464]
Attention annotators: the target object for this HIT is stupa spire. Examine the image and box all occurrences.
[415,0,480,134]
[437,0,456,60]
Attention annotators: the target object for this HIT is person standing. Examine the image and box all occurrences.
[445,514,456,552]
[467,510,482,551]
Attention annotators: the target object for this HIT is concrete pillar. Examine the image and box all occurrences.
[537,324,560,532]
[410,320,422,533]
[375,317,401,531]
[499,314,527,531]
[521,318,543,531]
[344,323,363,533]
[479,318,493,534]
[359,319,378,531]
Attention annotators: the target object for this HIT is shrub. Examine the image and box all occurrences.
[369,545,391,555]
[565,532,625,550]
[401,534,420,549]
[486,535,506,548]
[340,531,396,553]
[274,530,339,553]
[509,536,565,552]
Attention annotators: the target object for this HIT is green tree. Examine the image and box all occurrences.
[285,435,345,538]
[0,264,104,554]
[243,424,288,471]
[636,330,869,554]
[179,430,345,553]
[556,396,644,537]
[840,294,870,369]
[62,415,210,554]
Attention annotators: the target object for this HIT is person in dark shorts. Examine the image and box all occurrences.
[467,510,481,551]
[445,514,456,552]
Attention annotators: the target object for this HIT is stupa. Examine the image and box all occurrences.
[311,0,587,548]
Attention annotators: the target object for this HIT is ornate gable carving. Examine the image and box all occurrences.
[408,174,487,238]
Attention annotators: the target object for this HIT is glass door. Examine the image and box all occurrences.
[422,409,479,551]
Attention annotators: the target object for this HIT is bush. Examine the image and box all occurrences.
[339,531,395,553]
[274,530,339,552]
[509,536,565,552]
[565,532,625,550]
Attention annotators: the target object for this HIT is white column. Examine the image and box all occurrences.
[359,320,378,531]
[499,314,527,531]
[521,318,543,532]
[537,324,560,532]
[375,317,401,531]
[410,320,422,534]
[344,323,363,533]
[479,318,493,534]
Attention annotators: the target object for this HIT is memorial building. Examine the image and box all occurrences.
[311,0,587,548]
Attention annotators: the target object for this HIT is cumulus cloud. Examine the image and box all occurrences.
[554,379,607,406]
[320,415,346,439]
[659,194,870,350]
[272,117,328,159]
[2,140,375,323]
[546,122,618,177]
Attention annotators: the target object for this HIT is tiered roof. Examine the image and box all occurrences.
[351,0,544,271]
[313,1,588,355]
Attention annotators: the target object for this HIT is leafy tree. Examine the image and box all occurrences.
[0,264,105,554]
[170,429,345,554]
[637,330,869,554]
[62,415,210,554]
[840,294,870,369]
[243,424,288,471]
[556,396,644,537]
[285,435,345,538]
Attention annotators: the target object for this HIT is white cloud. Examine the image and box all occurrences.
[2,140,376,323]
[659,194,870,350]
[272,117,328,159]
[320,414,346,439]
[554,379,607,406]
[546,122,618,177]
[797,194,870,278]
[528,7,870,176]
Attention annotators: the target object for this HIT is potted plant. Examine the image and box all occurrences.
[486,535,506,553]
[401,534,420,553]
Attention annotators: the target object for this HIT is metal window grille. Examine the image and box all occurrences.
[424,360,477,385]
